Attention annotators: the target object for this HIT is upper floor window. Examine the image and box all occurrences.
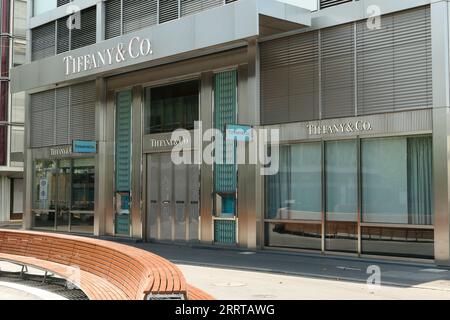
[34,0,57,16]
[34,0,71,16]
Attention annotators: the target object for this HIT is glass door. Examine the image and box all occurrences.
[55,160,71,232]
[325,140,358,253]
[33,160,58,230]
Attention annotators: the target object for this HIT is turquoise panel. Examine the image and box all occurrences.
[115,90,132,192]
[214,220,236,244]
[214,70,237,194]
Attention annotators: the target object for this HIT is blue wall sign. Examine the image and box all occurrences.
[226,124,253,142]
[73,140,97,154]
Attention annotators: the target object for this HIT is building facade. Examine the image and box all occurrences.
[0,0,26,223]
[11,0,450,265]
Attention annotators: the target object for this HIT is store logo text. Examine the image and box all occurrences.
[63,36,152,76]
[306,121,372,136]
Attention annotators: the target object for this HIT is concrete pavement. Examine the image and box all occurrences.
[134,243,450,299]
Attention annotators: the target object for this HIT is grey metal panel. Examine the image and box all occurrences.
[260,30,319,125]
[180,0,223,17]
[188,163,200,241]
[159,0,179,24]
[174,163,187,241]
[131,85,143,238]
[30,90,55,148]
[31,22,56,61]
[200,72,214,243]
[70,81,96,141]
[147,154,160,239]
[105,0,122,40]
[160,153,173,240]
[123,0,158,35]
[392,7,432,110]
[431,1,450,266]
[71,6,97,50]
[55,87,70,145]
[320,0,352,10]
[357,7,432,115]
[321,23,355,119]
[264,109,433,143]
[56,17,70,54]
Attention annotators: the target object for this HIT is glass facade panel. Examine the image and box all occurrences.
[361,136,433,225]
[32,159,94,234]
[265,135,434,258]
[362,227,434,259]
[266,143,322,221]
[265,222,322,250]
[144,81,199,134]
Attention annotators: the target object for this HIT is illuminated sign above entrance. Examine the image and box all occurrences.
[63,36,152,76]
[306,120,372,136]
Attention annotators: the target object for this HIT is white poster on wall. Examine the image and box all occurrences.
[39,178,48,201]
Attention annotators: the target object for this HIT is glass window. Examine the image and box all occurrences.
[11,92,25,123]
[266,143,322,221]
[34,0,57,16]
[12,39,26,67]
[144,81,199,134]
[10,126,24,167]
[14,0,27,38]
[72,158,95,211]
[325,140,357,222]
[362,136,433,225]
[325,140,358,253]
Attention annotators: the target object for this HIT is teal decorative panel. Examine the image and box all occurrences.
[115,90,132,192]
[115,90,132,236]
[214,70,237,194]
[115,214,131,235]
[214,220,236,244]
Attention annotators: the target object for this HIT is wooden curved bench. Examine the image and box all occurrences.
[0,230,213,300]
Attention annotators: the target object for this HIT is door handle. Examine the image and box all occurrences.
[190,201,199,204]
[162,201,171,204]
[176,201,185,204]
[150,200,157,204]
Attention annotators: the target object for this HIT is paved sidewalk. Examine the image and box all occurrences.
[134,243,450,297]
[178,264,450,300]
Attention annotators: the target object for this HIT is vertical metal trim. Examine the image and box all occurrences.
[53,90,57,145]
[357,136,362,255]
[321,139,326,252]
[157,0,160,24]
[318,30,322,120]
[68,159,73,233]
[354,21,358,117]
[120,0,124,36]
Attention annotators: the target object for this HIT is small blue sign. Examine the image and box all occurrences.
[73,140,97,154]
[226,124,253,142]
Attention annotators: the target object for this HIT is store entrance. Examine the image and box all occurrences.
[146,153,200,242]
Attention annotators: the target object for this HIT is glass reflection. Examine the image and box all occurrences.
[362,227,434,259]
[265,223,321,250]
